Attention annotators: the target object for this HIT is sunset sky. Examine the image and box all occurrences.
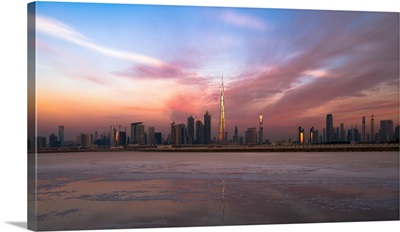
[33,2,399,141]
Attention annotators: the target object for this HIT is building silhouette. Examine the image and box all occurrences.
[49,133,58,148]
[110,126,117,147]
[233,125,238,144]
[131,122,145,144]
[245,128,257,144]
[380,120,394,142]
[326,114,333,143]
[371,114,375,143]
[340,123,345,142]
[195,120,204,144]
[314,129,319,144]
[204,111,211,144]
[170,122,188,145]
[119,131,126,146]
[154,132,162,144]
[171,122,178,145]
[58,125,64,146]
[218,76,226,143]
[362,116,366,142]
[187,116,195,144]
[79,133,92,147]
[147,126,155,145]
[37,136,46,149]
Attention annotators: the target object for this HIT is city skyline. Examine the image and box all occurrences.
[33,2,399,141]
[39,112,398,147]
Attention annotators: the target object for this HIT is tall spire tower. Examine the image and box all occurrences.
[218,75,226,142]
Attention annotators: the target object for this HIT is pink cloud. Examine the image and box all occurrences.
[221,12,399,140]
[218,11,268,31]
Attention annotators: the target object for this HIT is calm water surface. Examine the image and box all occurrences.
[32,151,399,230]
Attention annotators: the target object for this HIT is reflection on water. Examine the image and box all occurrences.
[33,151,399,230]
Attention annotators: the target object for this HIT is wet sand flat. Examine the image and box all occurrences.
[32,151,399,230]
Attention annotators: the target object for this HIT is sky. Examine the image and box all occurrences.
[32,2,399,141]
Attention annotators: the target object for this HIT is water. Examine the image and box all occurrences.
[31,151,399,230]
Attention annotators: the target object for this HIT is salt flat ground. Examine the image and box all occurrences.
[31,151,399,230]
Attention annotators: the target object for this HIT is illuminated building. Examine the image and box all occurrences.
[204,111,211,144]
[298,126,304,145]
[218,76,226,143]
[258,115,263,144]
[309,127,314,144]
[326,114,333,143]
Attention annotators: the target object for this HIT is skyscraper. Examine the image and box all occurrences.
[119,131,126,146]
[195,120,204,144]
[258,115,263,144]
[371,114,375,143]
[298,126,304,144]
[245,128,257,144]
[178,124,187,144]
[204,111,211,144]
[147,126,155,145]
[340,123,345,142]
[362,116,366,142]
[131,122,145,144]
[218,76,226,143]
[187,116,195,144]
[110,126,116,147]
[309,126,314,144]
[49,133,58,148]
[379,120,394,142]
[326,114,333,143]
[233,125,238,144]
[58,125,64,146]
[154,132,162,145]
[171,122,178,145]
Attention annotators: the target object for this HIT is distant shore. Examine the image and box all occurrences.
[33,143,399,153]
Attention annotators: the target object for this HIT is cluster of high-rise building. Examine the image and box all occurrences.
[34,78,399,149]
[297,113,399,144]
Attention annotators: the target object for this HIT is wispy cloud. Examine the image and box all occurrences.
[36,15,165,67]
[224,12,399,136]
[218,11,268,31]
